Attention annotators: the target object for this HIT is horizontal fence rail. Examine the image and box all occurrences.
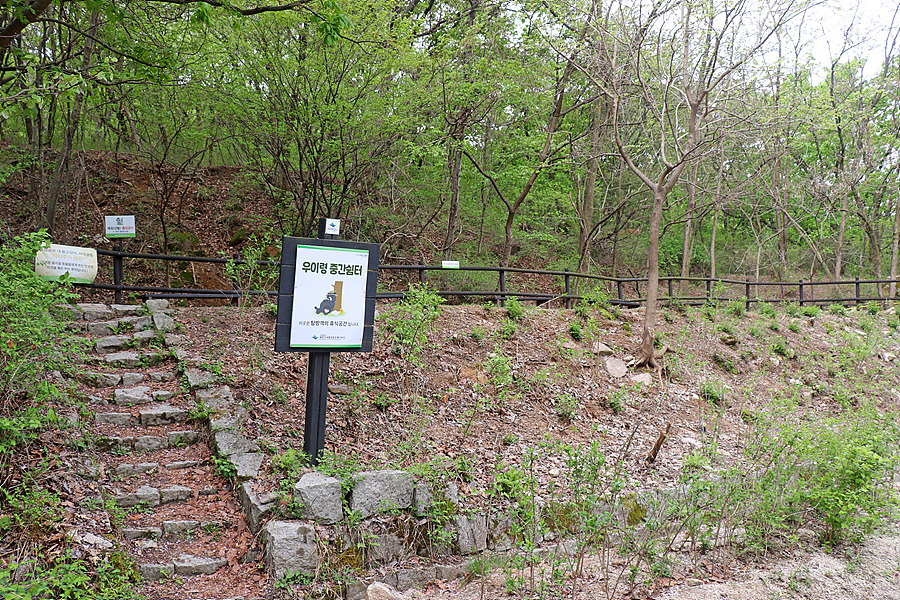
[84,248,900,309]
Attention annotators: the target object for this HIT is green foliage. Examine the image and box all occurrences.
[726,298,746,318]
[553,393,578,421]
[827,303,846,316]
[568,322,582,340]
[213,455,237,479]
[888,314,899,331]
[271,448,309,475]
[800,305,819,318]
[788,321,800,333]
[700,380,725,405]
[0,552,139,599]
[759,302,777,318]
[381,284,444,363]
[772,337,789,356]
[505,296,525,321]
[0,230,86,460]
[371,392,399,411]
[865,300,881,315]
[498,319,517,340]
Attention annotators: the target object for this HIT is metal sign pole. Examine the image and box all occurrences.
[304,218,338,466]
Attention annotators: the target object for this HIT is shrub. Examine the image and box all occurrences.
[1,230,86,460]
[505,296,525,321]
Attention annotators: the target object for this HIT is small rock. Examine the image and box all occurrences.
[229,452,264,480]
[605,357,628,378]
[162,520,201,536]
[173,554,226,576]
[185,368,216,389]
[134,436,168,453]
[111,304,142,316]
[138,562,172,581]
[144,299,169,312]
[167,430,201,447]
[140,404,188,426]
[87,320,119,336]
[328,384,354,395]
[294,472,343,524]
[630,373,653,386]
[77,303,114,321]
[152,312,175,331]
[152,390,175,402]
[104,351,142,368]
[114,386,152,406]
[160,486,192,504]
[262,521,318,580]
[211,431,259,456]
[95,412,133,426]
[115,486,160,508]
[148,371,176,382]
[366,582,406,600]
[95,335,132,354]
[120,372,145,386]
[592,341,613,355]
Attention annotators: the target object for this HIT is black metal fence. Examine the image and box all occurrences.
[86,248,898,309]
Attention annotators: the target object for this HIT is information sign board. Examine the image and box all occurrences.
[275,237,379,353]
[34,243,98,283]
[104,215,136,238]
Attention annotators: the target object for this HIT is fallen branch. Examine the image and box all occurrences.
[646,423,671,463]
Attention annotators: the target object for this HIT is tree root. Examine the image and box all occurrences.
[635,344,670,387]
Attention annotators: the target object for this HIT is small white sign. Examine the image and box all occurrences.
[35,243,98,283]
[105,215,136,238]
[442,260,460,269]
[290,244,369,348]
[325,219,340,236]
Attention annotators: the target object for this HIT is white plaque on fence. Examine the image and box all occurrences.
[442,260,460,269]
[34,243,98,283]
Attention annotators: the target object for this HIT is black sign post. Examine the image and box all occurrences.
[274,219,379,465]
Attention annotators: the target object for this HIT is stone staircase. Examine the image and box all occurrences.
[64,300,263,598]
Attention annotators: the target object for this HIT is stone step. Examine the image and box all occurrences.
[113,484,194,507]
[138,553,227,580]
[111,386,178,406]
[95,429,202,453]
[95,403,189,426]
[123,520,229,540]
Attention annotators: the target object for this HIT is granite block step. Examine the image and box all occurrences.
[138,554,227,580]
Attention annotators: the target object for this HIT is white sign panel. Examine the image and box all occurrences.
[325,219,340,236]
[290,245,369,348]
[441,260,460,269]
[34,243,98,283]
[104,215,136,238]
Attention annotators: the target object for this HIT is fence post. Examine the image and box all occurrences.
[617,279,623,303]
[113,239,123,305]
[418,262,425,285]
[499,268,507,307]
[798,280,804,306]
[745,279,751,312]
[230,253,240,307]
[705,278,711,299]
[564,268,572,309]
[856,277,861,305]
[667,278,672,299]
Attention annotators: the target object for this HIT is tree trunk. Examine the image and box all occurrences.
[443,144,463,260]
[679,162,699,294]
[43,11,100,238]
[890,188,900,298]
[835,187,849,280]
[577,96,603,279]
[640,191,665,362]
